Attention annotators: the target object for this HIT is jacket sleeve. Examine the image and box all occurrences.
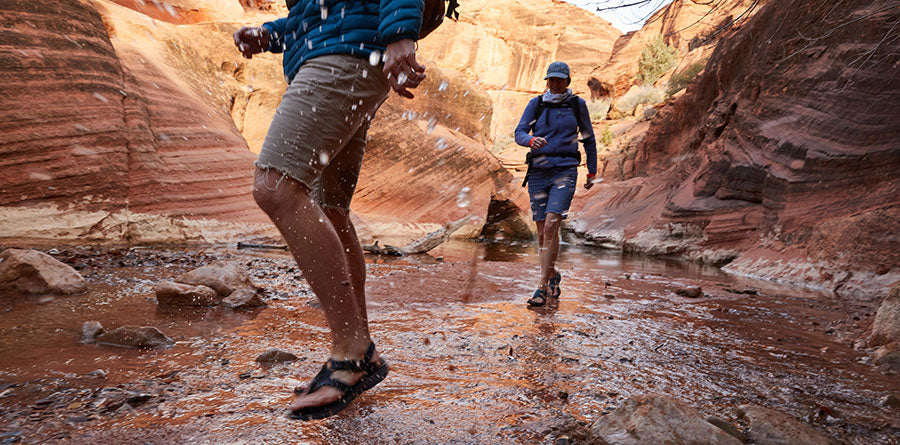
[378,0,423,44]
[578,98,597,175]
[514,98,538,147]
[262,18,288,54]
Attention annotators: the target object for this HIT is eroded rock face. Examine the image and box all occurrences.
[588,0,762,98]
[0,249,86,295]
[96,325,175,349]
[572,0,900,296]
[590,394,741,445]
[0,0,275,244]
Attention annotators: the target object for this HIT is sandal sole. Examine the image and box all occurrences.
[289,363,389,421]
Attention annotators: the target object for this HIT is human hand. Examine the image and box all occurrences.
[233,26,270,59]
[584,173,597,189]
[382,39,426,98]
[530,137,548,150]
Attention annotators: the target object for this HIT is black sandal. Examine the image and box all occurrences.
[527,288,549,307]
[288,342,389,421]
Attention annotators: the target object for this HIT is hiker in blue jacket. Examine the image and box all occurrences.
[233,0,426,420]
[514,61,597,307]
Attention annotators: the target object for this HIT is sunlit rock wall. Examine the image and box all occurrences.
[571,0,900,296]
[588,0,763,98]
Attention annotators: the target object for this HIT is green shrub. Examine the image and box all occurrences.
[587,98,611,121]
[666,60,707,96]
[599,126,614,147]
[615,86,665,115]
[638,34,678,85]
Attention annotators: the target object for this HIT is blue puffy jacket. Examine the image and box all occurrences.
[514,95,597,175]
[262,0,423,82]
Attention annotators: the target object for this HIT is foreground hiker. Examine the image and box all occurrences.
[514,61,597,307]
[233,0,425,420]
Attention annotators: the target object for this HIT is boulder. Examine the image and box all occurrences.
[0,249,86,295]
[96,326,174,349]
[155,281,220,307]
[255,349,299,364]
[81,321,105,343]
[590,394,741,444]
[222,288,267,310]
[869,286,900,347]
[737,404,840,445]
[176,263,255,297]
[873,343,900,372]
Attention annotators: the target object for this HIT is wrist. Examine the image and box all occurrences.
[528,137,535,148]
[586,173,596,178]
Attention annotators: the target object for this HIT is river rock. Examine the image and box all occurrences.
[869,286,900,347]
[155,281,219,307]
[96,326,174,349]
[590,394,741,444]
[81,321,105,343]
[873,343,900,372]
[675,286,703,298]
[0,248,86,295]
[176,263,256,297]
[255,349,298,364]
[222,288,267,310]
[737,404,840,445]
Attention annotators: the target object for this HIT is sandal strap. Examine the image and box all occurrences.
[324,343,381,373]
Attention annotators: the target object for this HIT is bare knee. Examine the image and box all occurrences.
[253,169,309,215]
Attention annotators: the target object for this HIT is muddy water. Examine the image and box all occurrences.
[0,242,897,444]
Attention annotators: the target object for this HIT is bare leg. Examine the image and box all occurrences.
[252,168,377,410]
[323,206,367,325]
[538,213,562,290]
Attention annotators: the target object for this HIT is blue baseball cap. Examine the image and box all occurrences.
[544,61,570,79]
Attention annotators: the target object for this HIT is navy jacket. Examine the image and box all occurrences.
[262,0,423,82]
[514,95,597,175]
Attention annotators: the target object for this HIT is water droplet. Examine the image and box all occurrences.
[435,137,448,150]
[320,5,328,19]
[456,186,471,208]
[368,50,381,66]
[93,92,108,103]
[438,81,449,92]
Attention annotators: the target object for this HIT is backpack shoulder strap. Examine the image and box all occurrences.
[531,95,545,131]
[568,95,582,133]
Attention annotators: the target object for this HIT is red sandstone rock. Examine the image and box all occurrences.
[573,0,900,296]
[0,249,86,295]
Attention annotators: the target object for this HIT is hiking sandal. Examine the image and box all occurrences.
[527,288,549,307]
[288,342,389,421]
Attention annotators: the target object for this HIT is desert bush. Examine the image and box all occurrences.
[615,86,665,115]
[666,60,707,96]
[638,34,678,85]
[587,98,611,121]
[599,126,614,147]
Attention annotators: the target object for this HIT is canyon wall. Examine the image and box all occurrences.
[571,0,900,296]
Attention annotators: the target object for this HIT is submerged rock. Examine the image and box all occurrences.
[222,288,266,309]
[873,343,900,373]
[0,248,86,295]
[81,321,105,343]
[869,285,900,347]
[176,263,256,297]
[255,349,299,364]
[590,394,741,444]
[737,404,840,445]
[675,286,703,298]
[155,281,219,307]
[96,326,174,349]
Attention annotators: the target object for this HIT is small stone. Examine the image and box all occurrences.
[81,321,104,343]
[86,369,106,378]
[255,349,299,364]
[222,288,267,309]
[878,395,900,408]
[675,286,703,298]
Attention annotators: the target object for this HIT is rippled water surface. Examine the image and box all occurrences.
[0,241,896,444]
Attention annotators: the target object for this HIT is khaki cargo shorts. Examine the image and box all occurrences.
[256,54,391,211]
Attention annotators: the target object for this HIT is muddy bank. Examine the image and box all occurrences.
[0,243,897,443]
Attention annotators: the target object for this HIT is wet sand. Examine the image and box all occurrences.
[0,241,897,444]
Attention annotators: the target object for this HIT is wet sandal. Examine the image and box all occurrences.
[288,342,389,421]
[527,288,549,307]
[548,271,561,298]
